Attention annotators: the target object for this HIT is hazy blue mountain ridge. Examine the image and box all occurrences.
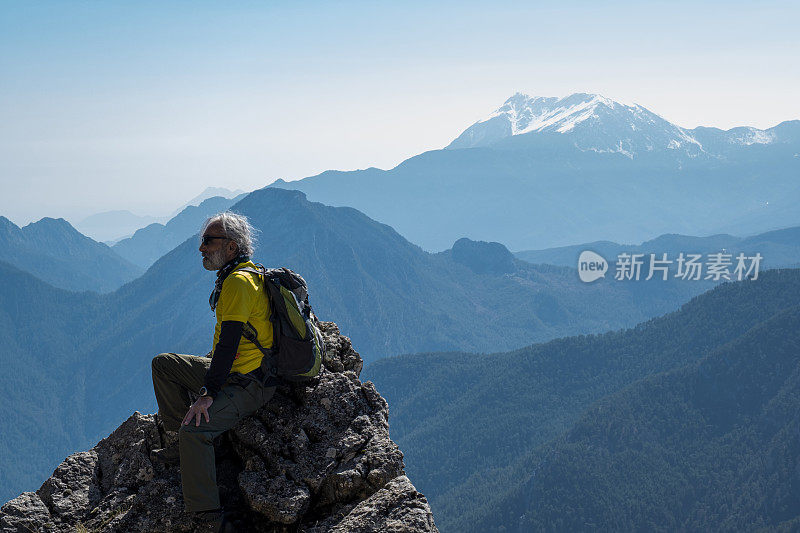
[169,186,247,217]
[85,187,712,431]
[363,268,800,532]
[112,194,246,268]
[515,225,800,269]
[0,187,728,502]
[270,94,800,251]
[73,210,163,243]
[0,216,143,293]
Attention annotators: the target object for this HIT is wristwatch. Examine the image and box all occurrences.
[198,386,209,397]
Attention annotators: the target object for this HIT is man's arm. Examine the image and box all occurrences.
[181,320,243,427]
[203,320,244,398]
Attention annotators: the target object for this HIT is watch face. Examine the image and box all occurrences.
[199,386,208,397]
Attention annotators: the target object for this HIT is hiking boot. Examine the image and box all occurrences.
[149,444,180,465]
[193,509,235,532]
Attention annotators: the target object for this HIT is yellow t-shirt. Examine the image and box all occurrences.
[212,261,273,375]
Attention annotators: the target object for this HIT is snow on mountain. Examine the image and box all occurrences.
[483,92,621,135]
[446,92,777,158]
[725,127,776,146]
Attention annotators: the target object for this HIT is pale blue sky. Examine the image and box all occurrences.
[1,1,798,224]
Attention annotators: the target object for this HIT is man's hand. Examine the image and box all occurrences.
[182,396,214,427]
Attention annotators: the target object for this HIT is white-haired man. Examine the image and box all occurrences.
[150,212,275,531]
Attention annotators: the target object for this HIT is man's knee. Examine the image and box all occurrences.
[152,352,175,376]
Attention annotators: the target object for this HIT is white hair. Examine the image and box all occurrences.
[202,211,256,256]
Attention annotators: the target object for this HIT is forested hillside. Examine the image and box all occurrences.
[364,268,800,531]
[0,261,104,498]
[473,302,800,531]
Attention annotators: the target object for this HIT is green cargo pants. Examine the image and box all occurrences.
[151,352,275,512]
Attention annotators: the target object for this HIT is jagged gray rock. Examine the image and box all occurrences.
[305,476,440,533]
[0,322,438,533]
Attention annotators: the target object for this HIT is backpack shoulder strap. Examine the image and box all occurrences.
[232,265,265,277]
[242,321,278,379]
[234,265,282,381]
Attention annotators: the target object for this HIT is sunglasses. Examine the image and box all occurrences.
[200,235,229,245]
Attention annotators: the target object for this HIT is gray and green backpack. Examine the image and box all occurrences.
[237,265,324,382]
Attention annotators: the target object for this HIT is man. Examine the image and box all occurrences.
[150,211,276,531]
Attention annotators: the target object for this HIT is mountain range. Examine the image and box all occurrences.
[72,210,164,244]
[447,92,790,157]
[0,193,246,295]
[271,92,800,251]
[168,186,247,217]
[112,194,245,269]
[0,216,142,293]
[71,187,246,243]
[515,225,800,270]
[2,92,799,529]
[363,268,800,532]
[448,92,704,156]
[0,187,724,503]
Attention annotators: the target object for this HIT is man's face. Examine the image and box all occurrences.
[199,223,237,271]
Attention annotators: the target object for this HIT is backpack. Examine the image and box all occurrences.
[235,265,324,382]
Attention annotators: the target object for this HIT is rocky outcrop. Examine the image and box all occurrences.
[450,238,516,275]
[0,322,438,532]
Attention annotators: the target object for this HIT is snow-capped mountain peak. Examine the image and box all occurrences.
[446,92,707,157]
[446,91,785,159]
[487,92,619,135]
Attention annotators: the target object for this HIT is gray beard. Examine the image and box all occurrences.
[202,248,228,271]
